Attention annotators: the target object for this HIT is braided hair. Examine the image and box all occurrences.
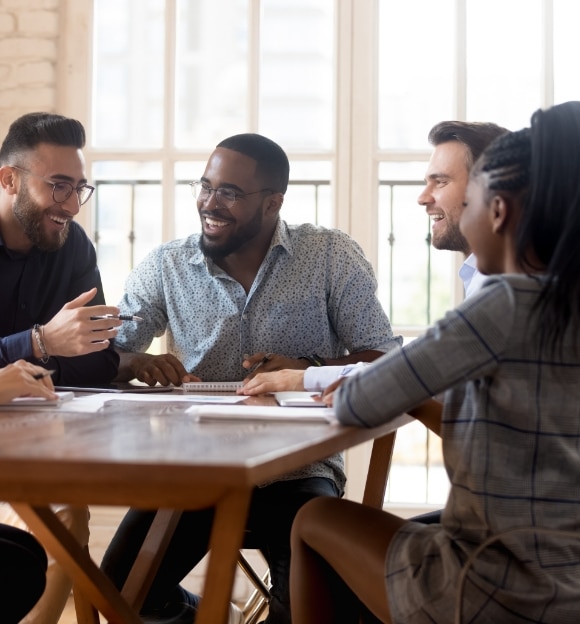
[472,101,580,353]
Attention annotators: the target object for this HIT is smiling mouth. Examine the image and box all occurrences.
[47,213,69,228]
[204,216,230,228]
[430,214,445,225]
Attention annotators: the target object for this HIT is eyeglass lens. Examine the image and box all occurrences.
[52,183,93,205]
[192,182,236,206]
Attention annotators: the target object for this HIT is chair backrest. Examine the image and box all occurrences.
[361,431,397,509]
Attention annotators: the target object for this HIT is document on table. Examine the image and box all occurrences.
[274,392,326,407]
[52,392,247,413]
[187,404,336,424]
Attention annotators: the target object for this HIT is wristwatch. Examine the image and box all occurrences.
[299,354,327,367]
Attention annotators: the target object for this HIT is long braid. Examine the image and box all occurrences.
[473,102,580,353]
[528,103,580,353]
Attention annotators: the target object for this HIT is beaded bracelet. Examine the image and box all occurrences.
[32,324,50,364]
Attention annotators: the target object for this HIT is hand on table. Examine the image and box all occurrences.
[118,352,201,387]
[320,377,347,407]
[238,368,307,395]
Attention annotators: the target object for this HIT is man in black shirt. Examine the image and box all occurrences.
[0,112,120,385]
[0,111,120,624]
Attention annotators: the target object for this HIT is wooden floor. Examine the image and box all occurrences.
[57,506,266,623]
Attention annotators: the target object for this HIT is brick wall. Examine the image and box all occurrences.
[0,0,60,137]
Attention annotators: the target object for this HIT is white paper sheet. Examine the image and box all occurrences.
[187,404,336,424]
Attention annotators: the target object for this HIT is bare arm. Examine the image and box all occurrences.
[407,398,442,436]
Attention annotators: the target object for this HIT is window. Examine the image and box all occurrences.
[63,0,580,509]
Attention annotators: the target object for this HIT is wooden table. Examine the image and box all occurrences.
[0,395,410,623]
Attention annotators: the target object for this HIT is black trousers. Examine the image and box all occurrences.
[101,477,339,624]
[0,523,47,623]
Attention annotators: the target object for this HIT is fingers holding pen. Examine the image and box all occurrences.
[242,352,274,374]
[0,361,57,402]
[242,352,310,379]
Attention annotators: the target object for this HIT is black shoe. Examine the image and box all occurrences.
[141,589,199,624]
[141,589,243,624]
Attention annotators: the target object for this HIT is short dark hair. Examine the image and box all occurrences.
[0,112,86,166]
[428,121,509,171]
[216,133,290,194]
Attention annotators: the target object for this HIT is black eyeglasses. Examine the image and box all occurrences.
[189,180,274,209]
[11,165,95,206]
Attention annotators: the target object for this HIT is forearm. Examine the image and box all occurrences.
[408,399,442,436]
[0,331,35,366]
[49,348,120,385]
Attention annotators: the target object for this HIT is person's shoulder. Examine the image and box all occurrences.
[284,222,360,249]
[479,273,540,293]
[466,274,538,311]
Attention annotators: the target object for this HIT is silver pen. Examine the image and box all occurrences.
[252,352,274,372]
[90,314,144,322]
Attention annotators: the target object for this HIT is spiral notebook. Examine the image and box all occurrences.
[182,381,243,393]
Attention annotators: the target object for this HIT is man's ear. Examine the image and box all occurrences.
[264,191,284,216]
[0,166,18,195]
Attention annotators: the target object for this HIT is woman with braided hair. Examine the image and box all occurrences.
[289,101,580,624]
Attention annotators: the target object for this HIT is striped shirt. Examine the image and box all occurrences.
[335,274,580,622]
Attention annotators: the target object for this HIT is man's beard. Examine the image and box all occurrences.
[432,220,470,255]
[200,208,263,260]
[13,186,70,252]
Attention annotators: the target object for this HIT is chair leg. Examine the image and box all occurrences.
[237,551,271,624]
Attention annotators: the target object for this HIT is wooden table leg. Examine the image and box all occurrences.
[73,559,101,624]
[195,487,253,624]
[11,504,142,624]
[121,509,183,611]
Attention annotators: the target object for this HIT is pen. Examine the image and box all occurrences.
[90,314,144,322]
[253,352,274,372]
[33,369,56,380]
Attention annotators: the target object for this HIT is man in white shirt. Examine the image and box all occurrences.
[418,120,508,298]
[239,121,508,396]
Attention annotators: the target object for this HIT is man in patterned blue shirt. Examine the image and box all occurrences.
[101,133,401,624]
